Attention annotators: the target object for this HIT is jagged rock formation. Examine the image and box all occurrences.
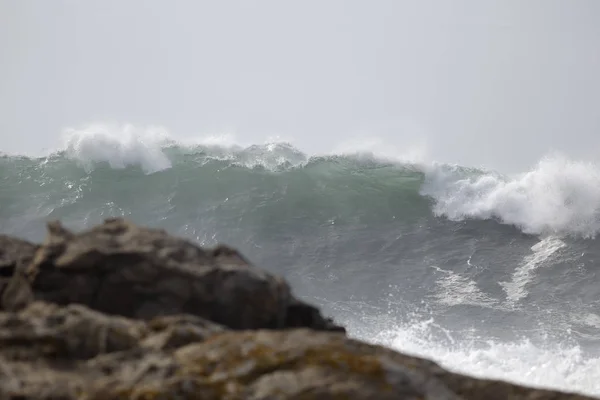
[1,218,343,332]
[0,219,594,399]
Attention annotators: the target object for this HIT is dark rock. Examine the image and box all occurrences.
[0,234,37,275]
[284,298,345,333]
[0,234,37,302]
[2,218,344,333]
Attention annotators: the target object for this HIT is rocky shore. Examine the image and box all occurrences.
[0,218,594,399]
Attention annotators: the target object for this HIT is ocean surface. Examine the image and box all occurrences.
[3,127,600,396]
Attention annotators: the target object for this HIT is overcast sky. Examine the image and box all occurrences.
[1,0,599,172]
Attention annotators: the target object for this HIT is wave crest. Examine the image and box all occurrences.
[422,155,600,237]
[62,123,173,173]
[5,124,600,238]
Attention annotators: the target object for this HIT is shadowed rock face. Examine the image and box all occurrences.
[0,234,38,300]
[1,218,344,332]
[0,219,596,399]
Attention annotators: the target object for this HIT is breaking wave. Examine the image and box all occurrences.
[3,123,600,238]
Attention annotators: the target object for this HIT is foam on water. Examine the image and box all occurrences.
[431,266,497,307]
[59,123,309,172]
[501,237,566,305]
[62,123,173,173]
[366,318,600,396]
[422,155,600,237]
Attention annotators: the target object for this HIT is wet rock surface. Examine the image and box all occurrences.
[0,219,595,399]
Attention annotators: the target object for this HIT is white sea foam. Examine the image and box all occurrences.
[422,154,600,237]
[431,266,497,307]
[501,237,566,304]
[359,318,600,396]
[62,123,173,174]
[59,123,301,173]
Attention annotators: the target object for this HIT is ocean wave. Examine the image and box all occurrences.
[61,123,174,173]
[3,124,600,238]
[422,155,600,237]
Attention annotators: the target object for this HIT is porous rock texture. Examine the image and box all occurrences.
[0,218,595,399]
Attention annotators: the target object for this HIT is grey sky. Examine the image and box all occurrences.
[1,0,599,172]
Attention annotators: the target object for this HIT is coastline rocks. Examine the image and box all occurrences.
[86,329,462,400]
[1,218,344,332]
[0,218,596,399]
[0,301,225,362]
